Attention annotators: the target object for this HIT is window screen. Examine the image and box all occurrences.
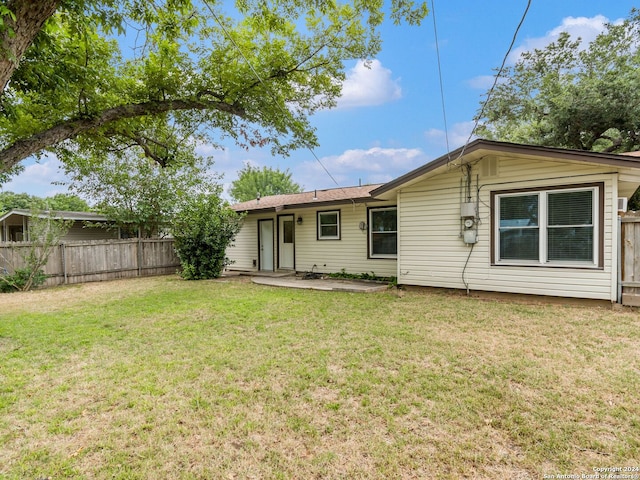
[370,207,397,257]
[547,190,593,262]
[317,211,340,239]
[495,186,598,266]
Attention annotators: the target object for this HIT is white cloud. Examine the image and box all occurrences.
[2,155,70,198]
[509,15,621,63]
[424,121,476,150]
[294,147,426,189]
[337,60,402,109]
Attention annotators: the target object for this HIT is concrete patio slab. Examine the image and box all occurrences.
[250,275,389,293]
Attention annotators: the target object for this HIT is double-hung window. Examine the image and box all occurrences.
[317,210,340,240]
[369,206,397,258]
[493,184,602,267]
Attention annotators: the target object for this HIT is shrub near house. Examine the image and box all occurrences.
[172,194,242,280]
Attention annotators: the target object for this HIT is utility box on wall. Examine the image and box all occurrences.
[460,202,476,218]
[463,229,477,244]
[460,202,478,244]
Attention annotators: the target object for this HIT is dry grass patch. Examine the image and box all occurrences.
[0,276,639,479]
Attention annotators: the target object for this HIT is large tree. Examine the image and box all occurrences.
[229,164,301,202]
[0,0,427,177]
[64,134,220,238]
[476,8,640,153]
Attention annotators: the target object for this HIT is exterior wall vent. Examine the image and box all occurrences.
[481,156,498,178]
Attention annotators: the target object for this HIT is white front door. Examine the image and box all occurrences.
[278,215,294,270]
[259,219,274,271]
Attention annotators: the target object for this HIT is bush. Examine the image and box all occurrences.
[0,267,47,293]
[172,194,242,280]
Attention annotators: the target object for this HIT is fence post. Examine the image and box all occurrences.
[61,242,68,284]
[137,237,142,277]
[617,216,622,303]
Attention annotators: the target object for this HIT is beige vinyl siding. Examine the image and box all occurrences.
[226,202,397,277]
[226,214,263,271]
[398,156,619,300]
[294,202,396,277]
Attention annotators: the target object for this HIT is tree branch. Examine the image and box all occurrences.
[0,98,246,171]
[121,132,169,166]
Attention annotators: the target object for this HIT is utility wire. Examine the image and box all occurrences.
[456,0,532,294]
[430,0,451,163]
[201,0,352,198]
[454,0,532,165]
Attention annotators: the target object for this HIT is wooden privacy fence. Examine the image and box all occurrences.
[0,239,180,287]
[621,217,640,306]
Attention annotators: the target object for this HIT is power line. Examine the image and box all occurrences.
[454,0,532,165]
[430,0,451,163]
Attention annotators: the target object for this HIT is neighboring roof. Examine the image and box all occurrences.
[0,209,111,223]
[231,184,384,213]
[372,139,640,196]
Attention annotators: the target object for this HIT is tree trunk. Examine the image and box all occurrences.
[0,0,60,95]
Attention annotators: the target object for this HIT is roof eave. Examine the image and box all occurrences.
[372,139,640,197]
[233,195,384,213]
[0,209,111,222]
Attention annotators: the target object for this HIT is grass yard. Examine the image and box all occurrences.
[0,276,639,479]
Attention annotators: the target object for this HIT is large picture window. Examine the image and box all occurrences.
[369,206,397,258]
[317,210,340,240]
[493,185,601,267]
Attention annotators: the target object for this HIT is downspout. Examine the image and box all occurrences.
[397,189,401,283]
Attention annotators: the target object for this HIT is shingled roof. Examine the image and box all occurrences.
[231,184,384,212]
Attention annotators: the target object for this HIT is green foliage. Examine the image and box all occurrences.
[0,5,16,37]
[0,212,72,292]
[0,0,428,178]
[327,268,397,286]
[64,135,220,238]
[0,191,37,212]
[45,193,91,212]
[476,8,640,153]
[0,267,46,293]
[172,193,242,280]
[0,191,90,214]
[229,165,302,202]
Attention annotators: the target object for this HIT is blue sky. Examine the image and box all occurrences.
[4,0,638,200]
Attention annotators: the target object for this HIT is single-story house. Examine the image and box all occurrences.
[229,184,396,278]
[228,139,640,302]
[0,209,120,242]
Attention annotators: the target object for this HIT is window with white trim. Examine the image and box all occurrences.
[369,206,397,258]
[317,210,340,240]
[494,185,600,266]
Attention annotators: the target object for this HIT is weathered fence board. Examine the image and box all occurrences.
[0,239,180,288]
[621,217,640,306]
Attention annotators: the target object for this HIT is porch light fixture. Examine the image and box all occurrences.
[297,216,303,225]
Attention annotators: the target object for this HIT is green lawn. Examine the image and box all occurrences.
[1,276,639,479]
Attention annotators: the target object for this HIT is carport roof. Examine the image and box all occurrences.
[0,209,111,223]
